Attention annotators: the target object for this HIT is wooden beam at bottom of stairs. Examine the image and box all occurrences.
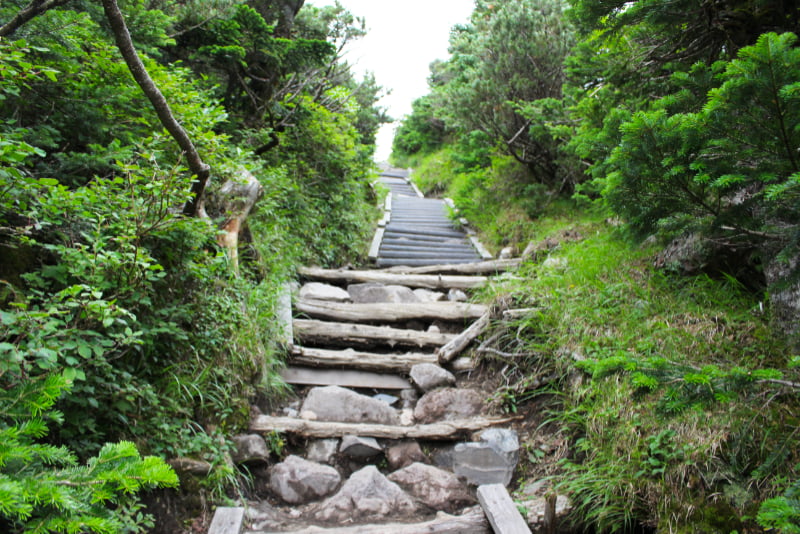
[280,366,411,390]
[250,415,517,440]
[291,346,438,372]
[208,507,244,534]
[477,484,532,534]
[252,506,490,533]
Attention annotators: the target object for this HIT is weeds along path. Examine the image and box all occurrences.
[208,168,566,533]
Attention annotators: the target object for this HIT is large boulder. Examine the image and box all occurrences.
[453,428,520,486]
[347,283,419,303]
[313,465,417,523]
[409,363,456,392]
[299,282,350,302]
[301,385,399,425]
[413,388,484,423]
[340,435,382,458]
[269,455,341,504]
[388,462,475,513]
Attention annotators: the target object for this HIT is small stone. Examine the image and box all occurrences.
[388,462,475,512]
[348,283,419,303]
[413,388,484,423]
[300,410,318,420]
[386,441,429,470]
[409,363,456,392]
[168,457,212,476]
[306,439,339,464]
[427,324,441,333]
[413,288,445,302]
[447,288,468,302]
[340,435,382,458]
[282,407,299,417]
[399,408,415,426]
[400,388,418,409]
[373,393,399,406]
[499,246,515,259]
[269,455,341,504]
[299,282,350,302]
[301,385,399,425]
[231,434,270,464]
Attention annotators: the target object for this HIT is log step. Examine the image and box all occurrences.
[250,415,517,439]
[295,299,488,323]
[293,319,456,349]
[290,346,438,372]
[280,367,411,390]
[297,267,488,290]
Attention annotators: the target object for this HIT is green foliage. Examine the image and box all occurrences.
[758,479,800,533]
[0,372,177,533]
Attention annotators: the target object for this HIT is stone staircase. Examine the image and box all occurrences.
[207,172,568,534]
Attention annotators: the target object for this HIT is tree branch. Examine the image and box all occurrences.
[100,0,210,217]
[0,0,71,37]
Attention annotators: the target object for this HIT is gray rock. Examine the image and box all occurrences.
[348,283,419,303]
[400,388,419,410]
[453,428,520,486]
[340,435,382,458]
[409,363,456,392]
[431,445,456,470]
[447,288,468,302]
[499,246,515,259]
[299,282,350,302]
[413,388,484,424]
[388,462,475,513]
[301,385,399,425]
[231,434,270,464]
[269,455,341,504]
[386,441,429,470]
[306,439,339,464]
[313,465,417,523]
[413,288,445,302]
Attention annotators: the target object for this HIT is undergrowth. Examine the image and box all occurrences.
[478,206,800,533]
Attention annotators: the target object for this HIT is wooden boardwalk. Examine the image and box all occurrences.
[372,168,488,267]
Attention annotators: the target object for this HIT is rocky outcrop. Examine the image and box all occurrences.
[269,455,341,504]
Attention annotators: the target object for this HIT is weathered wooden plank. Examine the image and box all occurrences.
[437,311,492,363]
[296,299,488,323]
[382,258,522,275]
[276,283,294,349]
[468,233,494,260]
[280,366,411,389]
[291,346,438,372]
[298,267,488,290]
[368,226,385,260]
[293,319,456,349]
[250,415,517,439]
[251,507,490,534]
[208,507,245,534]
[477,484,532,534]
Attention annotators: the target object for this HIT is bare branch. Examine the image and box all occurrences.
[0,0,71,37]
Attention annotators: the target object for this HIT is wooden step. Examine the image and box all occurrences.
[477,485,532,534]
[298,267,487,290]
[382,258,522,275]
[293,319,456,349]
[280,367,411,390]
[291,346,437,372]
[243,506,490,533]
[250,415,517,440]
[295,299,488,323]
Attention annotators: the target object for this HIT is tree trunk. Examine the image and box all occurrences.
[762,247,800,349]
[100,0,210,217]
[215,169,262,273]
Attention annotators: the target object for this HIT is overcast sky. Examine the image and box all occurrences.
[309,1,475,161]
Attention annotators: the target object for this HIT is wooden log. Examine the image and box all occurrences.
[276,283,294,349]
[250,415,517,439]
[383,258,522,276]
[437,311,491,363]
[280,367,411,389]
[298,266,487,290]
[208,507,245,534]
[502,308,541,320]
[294,319,456,349]
[269,507,490,533]
[296,299,488,323]
[291,346,438,372]
[477,484,532,534]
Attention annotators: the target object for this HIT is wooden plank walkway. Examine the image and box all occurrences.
[373,170,488,267]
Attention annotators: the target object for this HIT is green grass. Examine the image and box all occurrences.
[477,205,800,533]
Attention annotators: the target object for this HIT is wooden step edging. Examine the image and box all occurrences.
[293,319,456,349]
[291,346,438,372]
[295,299,488,323]
[298,267,487,290]
[250,415,518,439]
[208,507,245,534]
[477,484,532,534]
[280,367,411,390]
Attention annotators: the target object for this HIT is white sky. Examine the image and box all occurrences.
[309,1,475,161]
